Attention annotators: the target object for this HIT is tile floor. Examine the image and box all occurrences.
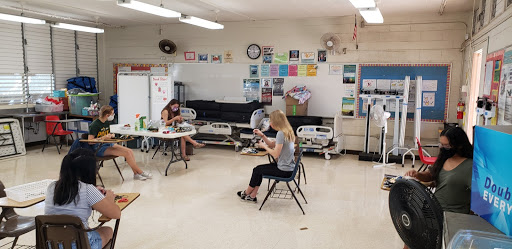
[0,144,415,249]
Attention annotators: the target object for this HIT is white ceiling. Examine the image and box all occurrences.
[0,0,472,27]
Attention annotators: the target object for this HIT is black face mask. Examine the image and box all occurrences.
[440,147,456,158]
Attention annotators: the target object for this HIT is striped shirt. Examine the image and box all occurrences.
[45,181,105,228]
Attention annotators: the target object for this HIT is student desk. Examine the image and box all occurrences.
[109,124,196,176]
[0,196,45,208]
[99,192,140,249]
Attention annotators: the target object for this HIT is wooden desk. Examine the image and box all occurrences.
[0,196,45,208]
[98,192,140,249]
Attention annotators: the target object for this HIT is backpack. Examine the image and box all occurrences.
[109,95,118,114]
[67,77,98,93]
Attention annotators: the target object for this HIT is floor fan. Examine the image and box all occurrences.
[370,105,396,168]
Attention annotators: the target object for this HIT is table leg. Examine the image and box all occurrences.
[164,138,188,176]
[110,219,120,249]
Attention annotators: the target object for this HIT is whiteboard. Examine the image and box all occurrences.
[172,63,355,118]
[117,74,150,125]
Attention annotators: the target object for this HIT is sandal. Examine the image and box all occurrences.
[194,143,206,149]
[183,156,190,161]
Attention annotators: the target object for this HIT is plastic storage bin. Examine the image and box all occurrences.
[69,93,99,115]
[4,179,54,202]
[448,230,512,249]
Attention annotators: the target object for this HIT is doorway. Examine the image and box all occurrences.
[466,49,483,143]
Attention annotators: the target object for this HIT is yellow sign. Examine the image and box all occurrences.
[307,64,317,76]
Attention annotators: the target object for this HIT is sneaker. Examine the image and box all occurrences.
[237,191,247,199]
[244,195,257,202]
[133,174,147,181]
[140,171,153,179]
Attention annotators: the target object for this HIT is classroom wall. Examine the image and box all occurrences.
[98,12,470,151]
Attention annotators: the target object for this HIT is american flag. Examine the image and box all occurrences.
[352,15,357,41]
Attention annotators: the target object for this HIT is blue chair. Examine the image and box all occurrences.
[259,150,308,215]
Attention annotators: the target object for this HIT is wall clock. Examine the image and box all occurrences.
[247,44,261,60]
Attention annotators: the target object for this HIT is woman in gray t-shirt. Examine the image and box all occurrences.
[237,110,296,202]
[45,148,121,249]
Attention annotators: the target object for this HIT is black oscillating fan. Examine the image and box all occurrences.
[389,179,444,249]
[158,39,177,54]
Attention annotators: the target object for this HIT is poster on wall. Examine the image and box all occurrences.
[184,51,195,61]
[301,52,315,63]
[151,76,171,104]
[198,54,208,63]
[270,64,279,77]
[498,49,512,125]
[113,63,168,94]
[306,64,317,76]
[224,50,234,63]
[243,79,260,102]
[262,78,272,88]
[317,50,327,63]
[342,97,355,117]
[289,50,299,62]
[298,65,307,77]
[343,65,356,84]
[263,46,274,55]
[329,64,343,75]
[273,78,284,96]
[250,65,259,78]
[279,64,289,77]
[485,50,505,102]
[260,65,270,77]
[484,61,494,96]
[262,88,272,105]
[288,64,298,77]
[263,55,272,64]
[422,92,435,107]
[274,53,289,64]
[211,54,222,64]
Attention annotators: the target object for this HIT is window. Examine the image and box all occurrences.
[0,75,26,105]
[28,74,54,98]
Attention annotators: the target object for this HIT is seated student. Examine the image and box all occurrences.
[403,127,473,248]
[45,148,121,249]
[89,105,152,180]
[161,99,205,161]
[237,110,296,202]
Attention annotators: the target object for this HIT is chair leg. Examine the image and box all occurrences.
[267,179,270,191]
[97,162,105,187]
[52,135,61,154]
[301,162,307,184]
[293,179,308,203]
[112,159,124,181]
[10,236,19,249]
[42,136,49,152]
[418,163,425,172]
[259,180,278,211]
[286,182,305,215]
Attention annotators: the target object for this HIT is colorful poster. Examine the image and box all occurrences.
[260,65,270,77]
[422,92,435,107]
[289,50,299,62]
[270,64,279,77]
[498,49,512,125]
[263,46,274,55]
[262,78,272,88]
[301,52,315,63]
[306,64,317,76]
[273,78,284,96]
[243,79,260,102]
[262,88,272,105]
[298,65,307,77]
[343,65,357,84]
[329,64,343,75]
[151,76,171,104]
[198,54,208,63]
[317,50,327,63]
[279,64,289,76]
[288,64,298,76]
[263,55,272,64]
[274,53,289,64]
[485,50,505,102]
[342,97,355,117]
[224,50,233,63]
[362,79,377,91]
[211,54,222,64]
[250,65,259,78]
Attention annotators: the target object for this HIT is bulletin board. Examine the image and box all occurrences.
[356,64,451,122]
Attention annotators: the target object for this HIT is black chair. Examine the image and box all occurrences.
[267,141,307,190]
[0,181,36,249]
[80,134,124,187]
[35,215,111,249]
[259,150,308,215]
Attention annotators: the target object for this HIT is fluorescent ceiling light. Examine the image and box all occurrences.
[0,13,45,24]
[117,0,181,18]
[179,16,224,30]
[348,0,376,8]
[359,7,384,23]
[51,23,104,33]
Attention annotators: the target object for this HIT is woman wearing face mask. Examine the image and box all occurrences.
[405,127,473,214]
[161,99,205,161]
[88,105,152,181]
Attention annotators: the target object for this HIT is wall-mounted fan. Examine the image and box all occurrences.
[159,39,177,55]
[320,33,341,55]
[389,179,444,249]
[370,104,395,168]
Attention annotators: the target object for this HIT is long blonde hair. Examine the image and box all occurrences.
[270,110,295,142]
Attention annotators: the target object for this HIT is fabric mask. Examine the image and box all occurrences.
[107,114,115,121]
[172,107,179,112]
[440,147,456,158]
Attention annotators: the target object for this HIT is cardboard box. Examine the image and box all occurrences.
[285,97,308,116]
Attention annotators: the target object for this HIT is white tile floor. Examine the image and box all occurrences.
[1,144,414,249]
